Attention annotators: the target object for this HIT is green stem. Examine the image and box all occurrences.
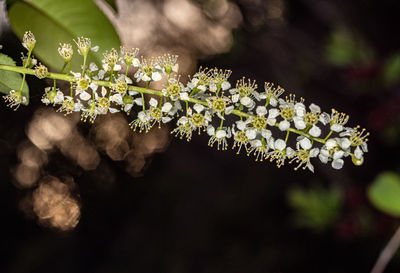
[285,131,290,142]
[219,112,225,129]
[324,130,333,141]
[82,55,87,75]
[24,50,32,68]
[66,61,71,75]
[0,64,343,149]
[60,62,67,74]
[19,73,26,93]
[125,65,130,77]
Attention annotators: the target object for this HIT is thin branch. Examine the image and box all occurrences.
[371,224,400,273]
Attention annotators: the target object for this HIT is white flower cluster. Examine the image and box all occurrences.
[3,34,369,172]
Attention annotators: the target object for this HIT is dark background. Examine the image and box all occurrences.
[1,0,400,272]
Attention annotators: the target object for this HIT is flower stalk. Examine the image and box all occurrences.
[0,33,369,172]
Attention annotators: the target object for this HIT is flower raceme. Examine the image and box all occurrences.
[0,32,369,172]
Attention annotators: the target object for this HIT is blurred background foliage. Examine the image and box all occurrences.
[1,0,400,272]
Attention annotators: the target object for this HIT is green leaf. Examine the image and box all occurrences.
[383,53,400,86]
[8,0,120,71]
[368,172,400,217]
[287,186,342,232]
[0,53,29,104]
[325,29,373,67]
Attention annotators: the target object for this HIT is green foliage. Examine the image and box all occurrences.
[368,172,400,217]
[287,185,342,232]
[7,0,120,71]
[0,53,29,104]
[325,28,373,66]
[383,53,400,86]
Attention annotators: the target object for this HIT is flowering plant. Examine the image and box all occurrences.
[0,31,369,172]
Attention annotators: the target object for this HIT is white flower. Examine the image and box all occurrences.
[262,82,285,107]
[292,137,319,172]
[207,126,231,150]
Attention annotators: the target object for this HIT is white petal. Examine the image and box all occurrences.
[101,86,107,97]
[225,105,234,115]
[325,139,337,150]
[319,113,330,125]
[172,63,179,73]
[338,138,351,149]
[246,128,257,140]
[332,159,344,170]
[236,120,246,131]
[91,45,99,52]
[124,104,133,112]
[275,139,286,151]
[207,126,215,136]
[331,124,343,132]
[109,108,119,113]
[209,83,217,92]
[261,129,272,139]
[286,147,295,157]
[216,130,227,138]
[98,70,106,80]
[125,77,133,84]
[241,97,253,107]
[80,91,91,101]
[90,82,98,93]
[113,64,121,71]
[310,148,319,157]
[267,117,276,126]
[319,154,329,164]
[232,94,240,103]
[333,150,345,160]
[180,92,189,101]
[161,102,173,113]
[221,81,231,90]
[193,104,204,113]
[278,120,290,131]
[149,98,158,107]
[299,137,312,150]
[354,146,363,159]
[294,103,306,117]
[134,98,143,106]
[309,103,320,113]
[71,72,81,78]
[256,106,267,116]
[293,116,306,130]
[89,62,98,72]
[251,139,262,148]
[132,58,140,67]
[268,108,280,118]
[198,85,206,92]
[142,74,151,82]
[270,97,278,107]
[309,125,321,137]
[162,116,172,123]
[102,63,109,71]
